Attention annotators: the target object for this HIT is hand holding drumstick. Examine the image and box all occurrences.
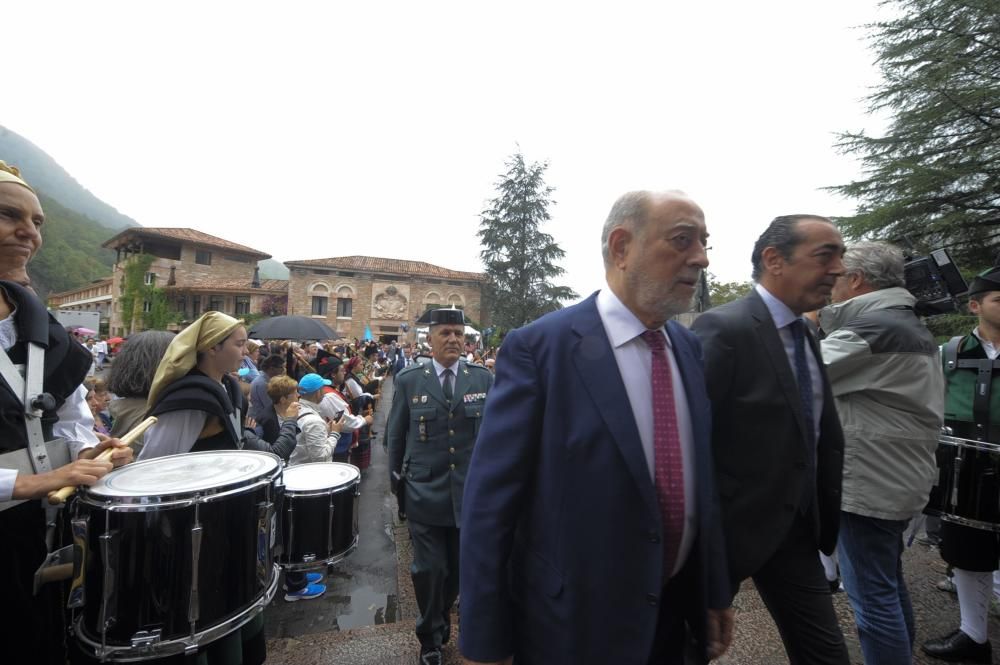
[45,416,156,505]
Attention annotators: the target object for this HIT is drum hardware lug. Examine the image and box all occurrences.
[327,494,336,556]
[68,516,89,609]
[256,501,273,589]
[189,519,203,628]
[98,522,119,653]
[950,453,964,511]
[130,628,162,649]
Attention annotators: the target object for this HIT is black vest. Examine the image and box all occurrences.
[0,281,92,453]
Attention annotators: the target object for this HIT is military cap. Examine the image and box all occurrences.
[428,307,466,326]
[969,266,1000,296]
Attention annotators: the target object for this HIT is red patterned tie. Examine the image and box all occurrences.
[641,329,685,577]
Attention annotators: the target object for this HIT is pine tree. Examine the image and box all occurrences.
[830,0,1000,270]
[478,152,578,330]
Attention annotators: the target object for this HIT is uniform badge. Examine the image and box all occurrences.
[421,395,428,403]
[412,396,418,404]
[418,422,427,438]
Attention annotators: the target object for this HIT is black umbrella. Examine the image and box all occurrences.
[248,315,338,340]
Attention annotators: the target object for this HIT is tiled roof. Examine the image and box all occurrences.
[102,227,270,259]
[169,277,288,294]
[48,277,113,298]
[284,256,485,281]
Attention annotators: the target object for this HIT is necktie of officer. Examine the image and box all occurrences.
[640,329,684,576]
[442,368,454,402]
[789,319,817,504]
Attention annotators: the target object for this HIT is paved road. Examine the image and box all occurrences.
[264,376,400,640]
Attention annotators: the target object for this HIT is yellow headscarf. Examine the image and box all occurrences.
[146,311,244,408]
[0,161,35,193]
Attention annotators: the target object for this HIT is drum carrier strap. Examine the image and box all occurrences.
[946,335,1000,439]
[0,342,56,475]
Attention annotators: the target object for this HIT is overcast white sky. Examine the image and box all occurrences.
[5,1,890,300]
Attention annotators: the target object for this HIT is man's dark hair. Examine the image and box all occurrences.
[750,214,833,281]
[260,354,286,373]
[107,331,175,398]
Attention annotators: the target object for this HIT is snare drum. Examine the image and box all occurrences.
[279,462,360,571]
[71,450,282,661]
[927,434,1000,532]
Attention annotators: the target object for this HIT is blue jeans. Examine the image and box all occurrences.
[837,511,915,665]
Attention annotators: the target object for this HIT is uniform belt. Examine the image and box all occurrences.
[0,438,71,512]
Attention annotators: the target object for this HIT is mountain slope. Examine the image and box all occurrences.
[0,125,137,230]
[28,192,117,297]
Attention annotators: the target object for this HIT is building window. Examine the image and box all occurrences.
[191,296,202,316]
[209,296,224,312]
[144,272,156,286]
[224,254,251,263]
[336,298,352,318]
[312,296,329,316]
[235,296,251,316]
[195,250,212,265]
[142,300,152,313]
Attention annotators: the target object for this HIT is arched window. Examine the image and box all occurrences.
[310,282,330,316]
[335,284,355,318]
[447,293,465,309]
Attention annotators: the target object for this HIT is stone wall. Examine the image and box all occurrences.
[287,268,486,342]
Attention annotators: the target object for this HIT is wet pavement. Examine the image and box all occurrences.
[264,376,401,640]
[263,376,1000,664]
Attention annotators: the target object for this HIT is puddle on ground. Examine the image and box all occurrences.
[336,585,398,630]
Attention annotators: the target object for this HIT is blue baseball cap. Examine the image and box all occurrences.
[297,373,332,395]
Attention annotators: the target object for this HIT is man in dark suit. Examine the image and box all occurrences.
[387,308,494,665]
[459,190,732,665]
[690,214,849,664]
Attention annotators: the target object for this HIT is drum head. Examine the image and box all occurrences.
[86,450,280,499]
[284,462,360,492]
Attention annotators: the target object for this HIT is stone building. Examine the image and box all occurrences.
[102,227,287,335]
[47,278,114,333]
[284,256,487,342]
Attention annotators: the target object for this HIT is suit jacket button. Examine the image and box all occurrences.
[449,447,455,453]
[648,531,660,543]
[646,593,658,606]
[450,463,456,470]
[449,429,455,436]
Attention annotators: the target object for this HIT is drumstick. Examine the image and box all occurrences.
[47,416,158,505]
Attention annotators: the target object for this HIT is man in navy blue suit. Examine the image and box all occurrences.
[459,190,733,665]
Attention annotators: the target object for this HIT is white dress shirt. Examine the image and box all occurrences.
[431,358,461,390]
[973,327,1000,360]
[754,284,824,442]
[595,285,696,577]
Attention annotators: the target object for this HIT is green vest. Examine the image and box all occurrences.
[943,334,1000,441]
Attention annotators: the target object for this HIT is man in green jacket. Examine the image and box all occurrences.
[923,266,1000,664]
[387,308,493,665]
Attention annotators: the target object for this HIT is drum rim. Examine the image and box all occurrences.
[939,435,1000,454]
[283,461,361,493]
[79,450,282,507]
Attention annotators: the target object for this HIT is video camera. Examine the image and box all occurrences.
[904,248,969,316]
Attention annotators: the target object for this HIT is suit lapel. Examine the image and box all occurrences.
[747,291,811,443]
[666,322,708,451]
[571,297,659,520]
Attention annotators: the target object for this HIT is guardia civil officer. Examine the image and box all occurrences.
[923,266,1000,664]
[387,308,493,665]
[0,161,132,664]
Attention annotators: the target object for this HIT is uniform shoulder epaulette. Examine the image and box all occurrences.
[397,363,424,377]
[463,361,490,374]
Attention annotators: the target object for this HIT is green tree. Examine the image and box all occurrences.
[829,0,1000,271]
[707,273,753,307]
[478,152,578,330]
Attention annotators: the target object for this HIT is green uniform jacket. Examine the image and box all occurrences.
[387,360,494,526]
[944,333,1000,441]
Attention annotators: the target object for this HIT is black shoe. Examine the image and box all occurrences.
[442,621,451,645]
[829,579,842,594]
[922,629,992,663]
[418,646,442,665]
